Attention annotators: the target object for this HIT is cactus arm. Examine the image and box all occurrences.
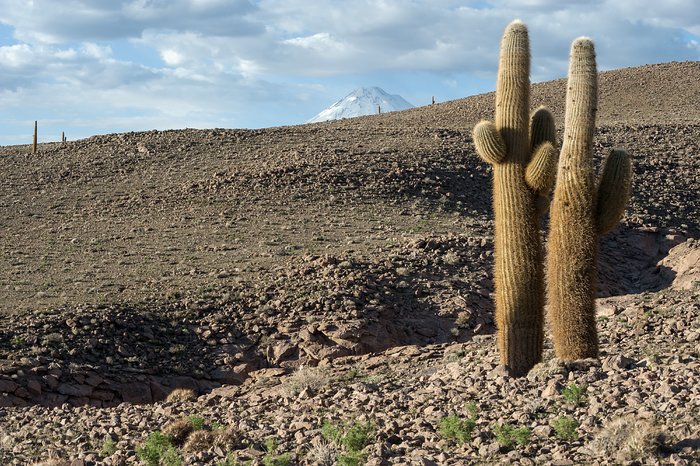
[529,106,556,151]
[473,120,507,164]
[527,107,558,215]
[596,149,632,234]
[525,141,558,193]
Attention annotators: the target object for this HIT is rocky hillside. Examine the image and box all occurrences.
[0,61,698,465]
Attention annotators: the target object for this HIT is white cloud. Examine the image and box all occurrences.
[284,32,347,52]
[0,0,697,144]
[0,44,36,68]
[161,49,185,66]
[0,0,262,44]
[81,42,112,59]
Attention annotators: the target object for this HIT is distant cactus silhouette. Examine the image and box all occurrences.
[33,121,37,154]
[472,20,558,377]
[547,38,632,360]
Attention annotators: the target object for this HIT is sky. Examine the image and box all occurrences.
[0,0,698,145]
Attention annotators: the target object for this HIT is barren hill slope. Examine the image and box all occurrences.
[0,61,698,465]
[379,60,700,127]
[1,61,698,315]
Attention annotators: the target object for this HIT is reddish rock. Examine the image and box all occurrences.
[40,393,68,407]
[267,342,296,364]
[0,379,19,393]
[68,396,90,407]
[542,379,562,398]
[120,382,152,404]
[168,376,198,391]
[43,374,60,390]
[91,389,115,401]
[234,362,254,376]
[27,379,42,396]
[13,386,30,398]
[85,374,104,387]
[209,369,246,385]
[149,380,168,402]
[601,355,635,371]
[250,368,287,379]
[57,383,93,397]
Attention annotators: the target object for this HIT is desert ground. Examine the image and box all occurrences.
[0,61,698,465]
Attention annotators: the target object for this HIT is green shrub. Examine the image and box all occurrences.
[262,438,291,466]
[187,415,206,431]
[492,423,531,449]
[319,420,374,465]
[562,383,587,405]
[337,450,365,466]
[553,416,579,441]
[341,422,374,452]
[321,421,342,444]
[262,453,291,466]
[160,446,184,466]
[439,415,476,444]
[465,401,479,419]
[100,438,116,457]
[512,427,531,446]
[136,432,182,466]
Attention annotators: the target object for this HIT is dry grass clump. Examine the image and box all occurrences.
[590,416,667,462]
[281,365,329,397]
[166,387,197,403]
[31,460,71,466]
[306,438,340,466]
[213,427,244,451]
[182,430,216,453]
[160,416,244,454]
[161,418,194,446]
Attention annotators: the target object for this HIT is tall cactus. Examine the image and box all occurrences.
[472,20,558,377]
[547,38,632,359]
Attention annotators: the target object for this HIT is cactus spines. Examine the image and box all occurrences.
[547,38,632,360]
[472,20,558,376]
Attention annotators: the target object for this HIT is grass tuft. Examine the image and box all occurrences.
[492,423,531,450]
[166,388,197,403]
[439,415,476,445]
[590,416,667,462]
[136,431,182,466]
[553,416,579,441]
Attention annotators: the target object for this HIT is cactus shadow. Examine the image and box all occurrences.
[0,303,264,382]
[382,149,493,218]
[671,437,700,452]
[597,225,683,297]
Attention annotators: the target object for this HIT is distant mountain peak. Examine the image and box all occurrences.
[307,87,414,123]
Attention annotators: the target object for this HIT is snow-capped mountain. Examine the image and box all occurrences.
[307,87,414,123]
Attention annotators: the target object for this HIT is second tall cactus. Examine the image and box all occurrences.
[547,38,632,360]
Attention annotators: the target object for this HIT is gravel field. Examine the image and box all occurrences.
[0,61,698,465]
